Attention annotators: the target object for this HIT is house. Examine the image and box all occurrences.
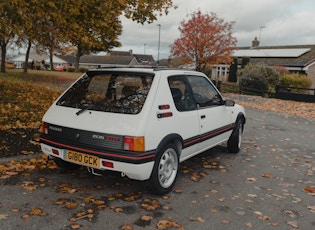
[79,55,137,69]
[209,39,315,88]
[107,50,157,66]
[9,49,157,70]
[232,40,315,87]
[11,53,69,69]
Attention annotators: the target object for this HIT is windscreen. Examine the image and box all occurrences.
[56,71,154,115]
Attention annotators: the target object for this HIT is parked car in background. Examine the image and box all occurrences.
[40,67,246,195]
[55,64,64,72]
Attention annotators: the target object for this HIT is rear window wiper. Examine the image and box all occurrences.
[76,104,92,116]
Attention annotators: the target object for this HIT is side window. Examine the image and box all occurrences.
[187,75,223,108]
[168,76,196,111]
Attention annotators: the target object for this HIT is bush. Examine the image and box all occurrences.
[280,73,312,89]
[79,67,89,73]
[239,63,280,95]
[67,66,75,72]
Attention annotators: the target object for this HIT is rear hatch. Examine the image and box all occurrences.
[41,69,155,151]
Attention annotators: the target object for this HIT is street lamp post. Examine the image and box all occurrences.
[259,26,265,44]
[157,24,161,65]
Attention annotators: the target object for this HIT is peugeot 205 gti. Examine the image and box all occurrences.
[40,67,246,195]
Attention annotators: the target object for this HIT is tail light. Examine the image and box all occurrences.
[123,136,145,152]
[42,122,48,134]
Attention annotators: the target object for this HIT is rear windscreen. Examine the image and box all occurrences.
[56,71,154,114]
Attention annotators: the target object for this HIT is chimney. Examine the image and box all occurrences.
[129,49,133,55]
[252,37,260,47]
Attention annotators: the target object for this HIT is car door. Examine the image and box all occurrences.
[168,75,200,160]
[186,75,234,152]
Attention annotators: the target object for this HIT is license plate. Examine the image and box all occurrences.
[66,150,100,168]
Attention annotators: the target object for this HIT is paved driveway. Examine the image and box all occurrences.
[0,107,314,230]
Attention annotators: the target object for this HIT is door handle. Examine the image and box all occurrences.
[201,115,206,119]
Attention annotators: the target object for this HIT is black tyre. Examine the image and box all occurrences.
[148,143,179,195]
[53,158,80,170]
[227,119,244,153]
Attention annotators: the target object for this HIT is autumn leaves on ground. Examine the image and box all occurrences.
[1,70,315,229]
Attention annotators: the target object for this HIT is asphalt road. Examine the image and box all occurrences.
[0,108,314,230]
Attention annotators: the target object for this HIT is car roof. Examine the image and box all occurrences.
[87,66,203,76]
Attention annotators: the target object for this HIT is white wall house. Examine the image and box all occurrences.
[11,53,68,69]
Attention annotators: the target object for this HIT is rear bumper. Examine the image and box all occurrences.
[40,140,155,181]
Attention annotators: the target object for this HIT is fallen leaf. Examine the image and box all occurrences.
[221,219,230,224]
[11,208,20,213]
[262,173,273,178]
[66,202,79,209]
[304,187,315,193]
[83,196,94,203]
[141,199,160,211]
[114,207,124,213]
[157,219,183,230]
[22,214,30,219]
[254,211,263,216]
[287,221,298,228]
[29,208,46,216]
[189,217,205,222]
[93,199,105,205]
[141,215,153,221]
[247,194,258,198]
[190,173,200,182]
[120,224,133,230]
[307,205,315,213]
[71,224,81,229]
[54,198,68,205]
[246,178,257,183]
[258,215,270,220]
[0,214,8,220]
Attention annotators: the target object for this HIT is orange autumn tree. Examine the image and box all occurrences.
[170,10,237,72]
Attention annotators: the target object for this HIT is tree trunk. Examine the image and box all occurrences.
[23,40,32,73]
[0,39,8,73]
[49,47,54,71]
[75,46,82,72]
[0,43,7,73]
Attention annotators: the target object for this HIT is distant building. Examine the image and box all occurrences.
[233,41,315,87]
[107,50,157,66]
[9,49,158,70]
[11,53,67,69]
[210,38,315,87]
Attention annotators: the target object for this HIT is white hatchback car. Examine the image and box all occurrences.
[40,67,246,195]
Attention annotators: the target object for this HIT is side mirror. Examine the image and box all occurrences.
[224,100,235,107]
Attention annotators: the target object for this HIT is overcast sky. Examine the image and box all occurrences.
[116,0,315,60]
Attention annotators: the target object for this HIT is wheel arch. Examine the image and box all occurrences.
[236,112,246,125]
[156,134,183,157]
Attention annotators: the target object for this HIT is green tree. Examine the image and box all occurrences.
[170,10,237,72]
[0,0,22,72]
[63,0,174,71]
[3,0,174,72]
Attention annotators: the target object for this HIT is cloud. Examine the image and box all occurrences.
[116,0,315,58]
